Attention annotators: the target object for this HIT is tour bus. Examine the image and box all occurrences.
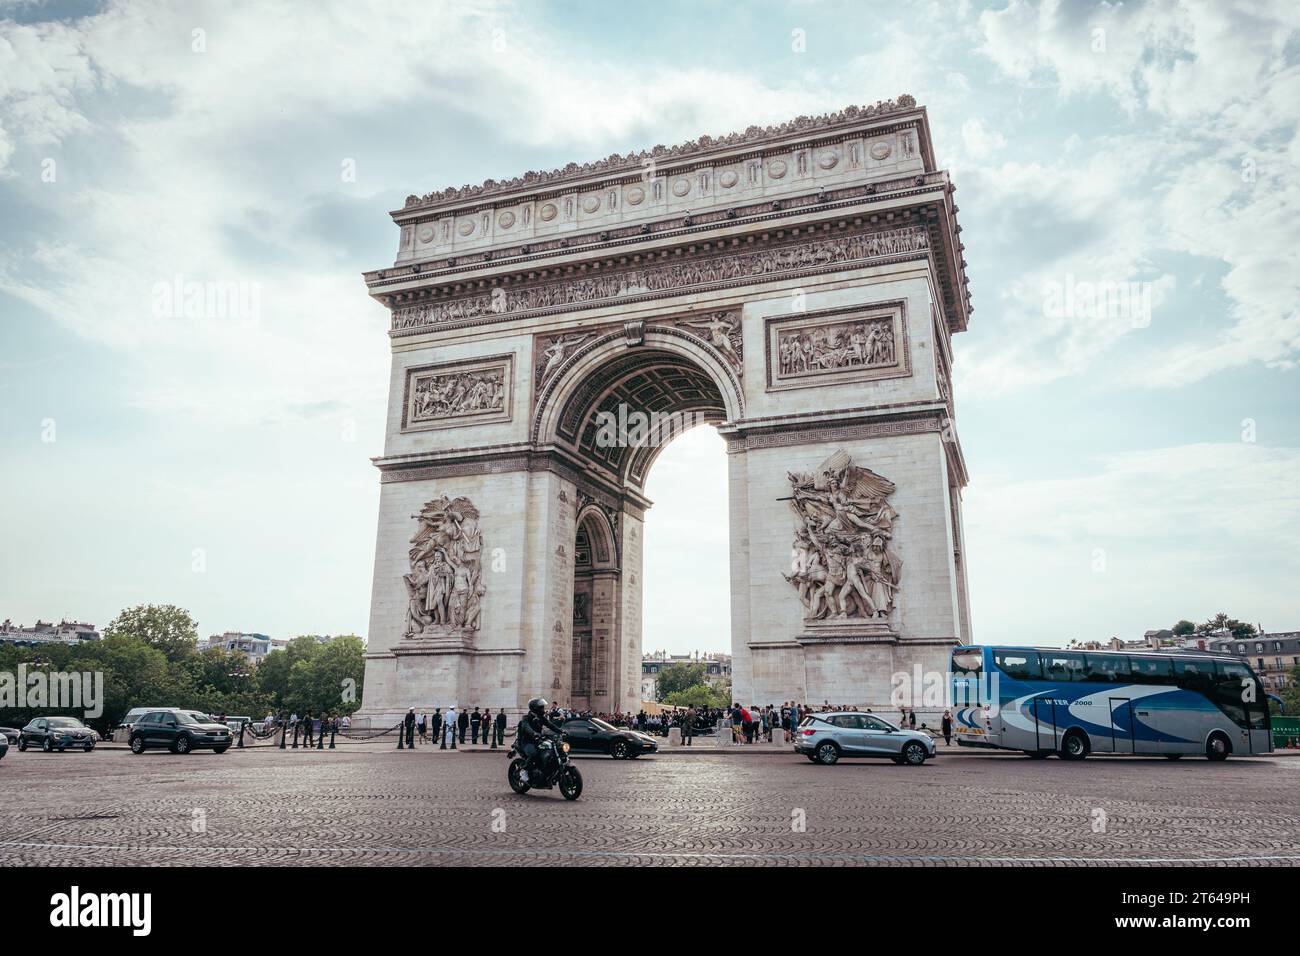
[950,645,1272,760]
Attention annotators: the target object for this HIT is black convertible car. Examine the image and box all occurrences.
[562,717,657,759]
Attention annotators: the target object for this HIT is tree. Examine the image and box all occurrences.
[1279,664,1300,717]
[654,662,707,701]
[1172,619,1196,637]
[1195,613,1257,640]
[104,604,199,663]
[282,636,366,716]
[663,684,718,709]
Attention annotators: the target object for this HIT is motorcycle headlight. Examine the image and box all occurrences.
[561,742,570,753]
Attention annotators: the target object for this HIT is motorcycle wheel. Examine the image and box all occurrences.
[558,765,583,801]
[507,758,531,794]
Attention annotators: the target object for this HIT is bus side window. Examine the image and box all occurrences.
[1129,657,1173,685]
[1174,659,1217,695]
[1043,653,1086,681]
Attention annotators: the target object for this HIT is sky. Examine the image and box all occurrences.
[1,0,1297,653]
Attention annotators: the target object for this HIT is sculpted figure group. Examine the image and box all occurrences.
[784,451,902,621]
[404,496,485,636]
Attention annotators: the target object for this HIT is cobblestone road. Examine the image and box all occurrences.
[2,746,1297,866]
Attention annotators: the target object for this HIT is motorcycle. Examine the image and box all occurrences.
[507,735,583,800]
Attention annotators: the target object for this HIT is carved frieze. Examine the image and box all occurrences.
[402,354,512,431]
[784,451,902,622]
[765,302,909,391]
[403,495,485,639]
[392,225,928,334]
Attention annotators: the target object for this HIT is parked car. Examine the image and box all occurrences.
[795,711,935,766]
[129,709,232,754]
[0,727,19,746]
[117,706,179,734]
[19,716,97,752]
[562,717,658,759]
[0,736,7,760]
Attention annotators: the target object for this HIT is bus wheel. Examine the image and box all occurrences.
[1059,730,1089,761]
[1205,732,1231,761]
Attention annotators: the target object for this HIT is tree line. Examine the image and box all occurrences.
[0,604,365,734]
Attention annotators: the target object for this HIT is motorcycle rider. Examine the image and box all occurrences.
[516,697,565,783]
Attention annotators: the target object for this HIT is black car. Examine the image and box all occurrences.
[19,716,97,752]
[129,709,232,755]
[0,727,19,746]
[562,717,657,759]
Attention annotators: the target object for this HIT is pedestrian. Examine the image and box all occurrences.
[302,711,314,747]
[417,712,427,744]
[470,707,482,745]
[683,706,695,746]
[457,706,469,745]
[494,707,507,747]
[908,708,917,729]
[403,708,415,748]
[481,708,492,746]
[941,709,953,746]
[430,708,442,747]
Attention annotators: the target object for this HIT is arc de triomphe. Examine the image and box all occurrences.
[358,95,973,723]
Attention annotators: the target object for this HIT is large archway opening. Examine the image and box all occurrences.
[537,332,741,715]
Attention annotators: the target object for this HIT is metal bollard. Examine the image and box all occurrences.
[279,717,287,749]
[329,721,336,749]
[292,722,299,749]
[317,721,325,750]
[237,723,245,749]
[397,722,404,749]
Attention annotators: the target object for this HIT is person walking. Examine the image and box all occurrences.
[302,711,314,748]
[683,706,695,746]
[908,708,917,729]
[403,708,415,748]
[941,709,953,747]
[430,708,442,748]
[417,712,427,744]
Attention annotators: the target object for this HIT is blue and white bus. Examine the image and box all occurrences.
[950,645,1272,760]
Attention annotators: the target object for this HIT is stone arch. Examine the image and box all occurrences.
[532,325,743,491]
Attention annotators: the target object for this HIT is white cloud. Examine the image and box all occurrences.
[965,441,1300,644]
[967,0,1300,389]
[960,117,1006,159]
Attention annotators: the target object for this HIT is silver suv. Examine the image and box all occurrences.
[795,711,935,766]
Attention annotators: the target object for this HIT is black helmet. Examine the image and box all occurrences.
[527,697,548,716]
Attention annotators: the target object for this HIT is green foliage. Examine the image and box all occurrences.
[1194,613,1256,640]
[0,607,366,734]
[663,684,723,709]
[653,662,706,701]
[1280,664,1300,717]
[1172,619,1196,636]
[104,604,200,663]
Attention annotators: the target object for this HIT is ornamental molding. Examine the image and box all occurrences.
[402,97,919,211]
[390,224,928,336]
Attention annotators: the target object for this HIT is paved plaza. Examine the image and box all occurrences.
[2,744,1298,866]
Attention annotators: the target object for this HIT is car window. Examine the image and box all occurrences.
[862,715,894,732]
[564,720,591,731]
[590,719,618,733]
[828,715,858,728]
[48,718,81,727]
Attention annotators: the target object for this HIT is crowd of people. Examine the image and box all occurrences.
[389,701,960,748]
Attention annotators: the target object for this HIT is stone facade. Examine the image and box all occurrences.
[358,96,973,724]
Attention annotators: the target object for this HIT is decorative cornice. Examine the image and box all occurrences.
[401,96,919,211]
[389,223,929,337]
